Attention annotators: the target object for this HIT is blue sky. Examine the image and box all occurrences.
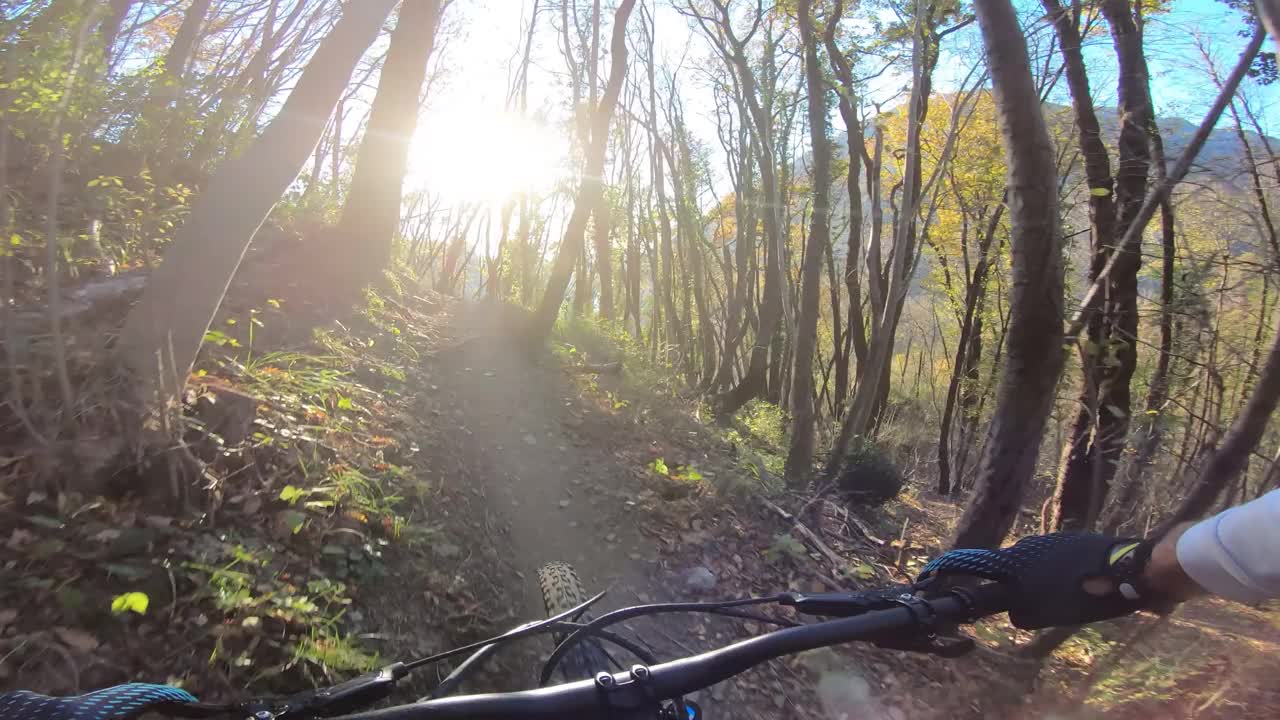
[406,0,1277,207]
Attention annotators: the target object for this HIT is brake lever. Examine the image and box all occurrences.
[254,662,408,718]
[784,587,978,658]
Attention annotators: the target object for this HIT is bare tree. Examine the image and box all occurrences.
[120,0,400,421]
[952,0,1064,549]
[783,0,832,485]
[334,0,446,288]
[530,0,637,339]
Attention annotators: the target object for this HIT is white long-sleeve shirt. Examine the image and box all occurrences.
[1176,488,1280,603]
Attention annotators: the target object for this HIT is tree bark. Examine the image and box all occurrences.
[824,0,866,415]
[334,0,445,288]
[1049,0,1152,531]
[98,0,134,62]
[162,0,214,80]
[530,0,637,339]
[783,0,833,486]
[120,0,400,415]
[952,0,1064,549]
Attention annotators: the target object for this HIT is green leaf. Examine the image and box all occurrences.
[267,298,282,309]
[648,458,669,475]
[10,233,21,246]
[279,485,306,504]
[280,510,307,534]
[852,562,877,580]
[203,330,232,347]
[111,591,150,615]
[1089,187,1111,197]
[675,467,703,482]
[337,397,355,411]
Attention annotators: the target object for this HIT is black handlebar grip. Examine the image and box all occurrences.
[945,582,1011,620]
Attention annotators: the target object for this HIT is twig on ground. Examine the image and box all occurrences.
[894,517,910,571]
[845,512,886,546]
[761,496,849,582]
[569,361,622,375]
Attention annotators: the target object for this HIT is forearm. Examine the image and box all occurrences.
[1144,489,1280,603]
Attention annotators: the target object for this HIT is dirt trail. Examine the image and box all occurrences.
[433,310,668,620]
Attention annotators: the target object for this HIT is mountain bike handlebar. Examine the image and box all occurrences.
[335,583,1009,720]
[0,583,1008,720]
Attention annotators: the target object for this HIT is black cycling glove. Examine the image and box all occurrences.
[917,532,1162,629]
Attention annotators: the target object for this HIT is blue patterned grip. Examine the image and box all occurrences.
[0,684,199,720]
[917,534,1075,583]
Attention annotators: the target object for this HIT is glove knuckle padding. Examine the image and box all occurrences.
[920,533,1148,630]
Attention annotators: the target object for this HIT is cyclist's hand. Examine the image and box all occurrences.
[917,532,1172,629]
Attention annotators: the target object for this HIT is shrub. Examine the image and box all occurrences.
[833,436,903,505]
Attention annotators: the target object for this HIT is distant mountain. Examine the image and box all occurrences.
[1045,102,1269,188]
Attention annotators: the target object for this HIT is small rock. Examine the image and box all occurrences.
[432,542,461,559]
[558,499,571,508]
[524,434,538,446]
[569,520,580,528]
[605,533,618,543]
[685,566,717,592]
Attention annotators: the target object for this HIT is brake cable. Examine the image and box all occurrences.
[402,589,609,671]
[539,594,790,686]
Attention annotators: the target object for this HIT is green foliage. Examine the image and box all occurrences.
[766,533,807,563]
[110,592,149,615]
[833,436,903,505]
[291,633,379,673]
[649,457,704,483]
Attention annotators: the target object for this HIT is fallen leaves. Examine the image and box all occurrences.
[53,627,99,653]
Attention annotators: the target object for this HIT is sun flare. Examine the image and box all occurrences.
[407,107,567,205]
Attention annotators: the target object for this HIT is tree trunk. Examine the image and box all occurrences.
[1106,126,1177,532]
[1048,0,1152,531]
[162,0,213,80]
[693,1,785,418]
[119,0,400,415]
[334,0,445,289]
[952,0,1064,549]
[529,0,637,339]
[98,0,133,62]
[937,204,1002,494]
[824,0,865,415]
[784,0,833,486]
[828,11,933,469]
